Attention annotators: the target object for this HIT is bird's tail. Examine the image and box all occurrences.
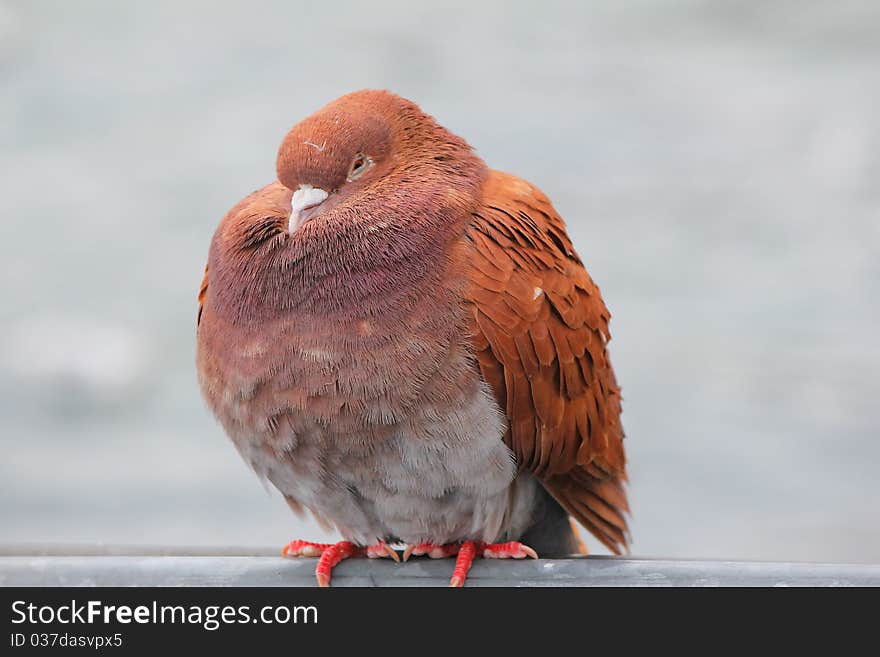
[544,466,631,555]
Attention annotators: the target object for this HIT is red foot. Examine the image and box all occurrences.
[402,542,462,561]
[402,540,539,587]
[482,541,539,560]
[281,539,399,587]
[450,541,478,588]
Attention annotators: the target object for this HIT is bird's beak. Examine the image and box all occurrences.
[288,185,329,233]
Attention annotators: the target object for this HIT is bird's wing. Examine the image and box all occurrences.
[197,264,209,328]
[464,169,629,553]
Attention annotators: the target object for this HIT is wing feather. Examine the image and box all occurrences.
[197,265,209,328]
[465,170,629,554]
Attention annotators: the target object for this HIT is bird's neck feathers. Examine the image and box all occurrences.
[210,132,487,330]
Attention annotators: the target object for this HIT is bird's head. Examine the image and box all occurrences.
[209,90,487,321]
[275,90,395,233]
[274,89,484,236]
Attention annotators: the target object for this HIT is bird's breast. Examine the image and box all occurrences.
[197,283,527,543]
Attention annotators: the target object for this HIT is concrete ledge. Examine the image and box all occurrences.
[2,555,879,587]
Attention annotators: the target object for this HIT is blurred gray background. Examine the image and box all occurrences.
[1,0,878,563]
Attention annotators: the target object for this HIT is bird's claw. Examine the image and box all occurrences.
[282,537,537,586]
[366,540,401,562]
[482,541,539,560]
[402,542,462,562]
[402,540,539,586]
[282,539,398,586]
[282,539,333,558]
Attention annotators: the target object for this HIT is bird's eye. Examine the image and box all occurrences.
[347,153,373,181]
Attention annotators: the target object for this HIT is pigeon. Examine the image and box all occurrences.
[196,90,628,587]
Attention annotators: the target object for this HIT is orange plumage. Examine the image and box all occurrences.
[466,171,629,554]
[197,90,628,586]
